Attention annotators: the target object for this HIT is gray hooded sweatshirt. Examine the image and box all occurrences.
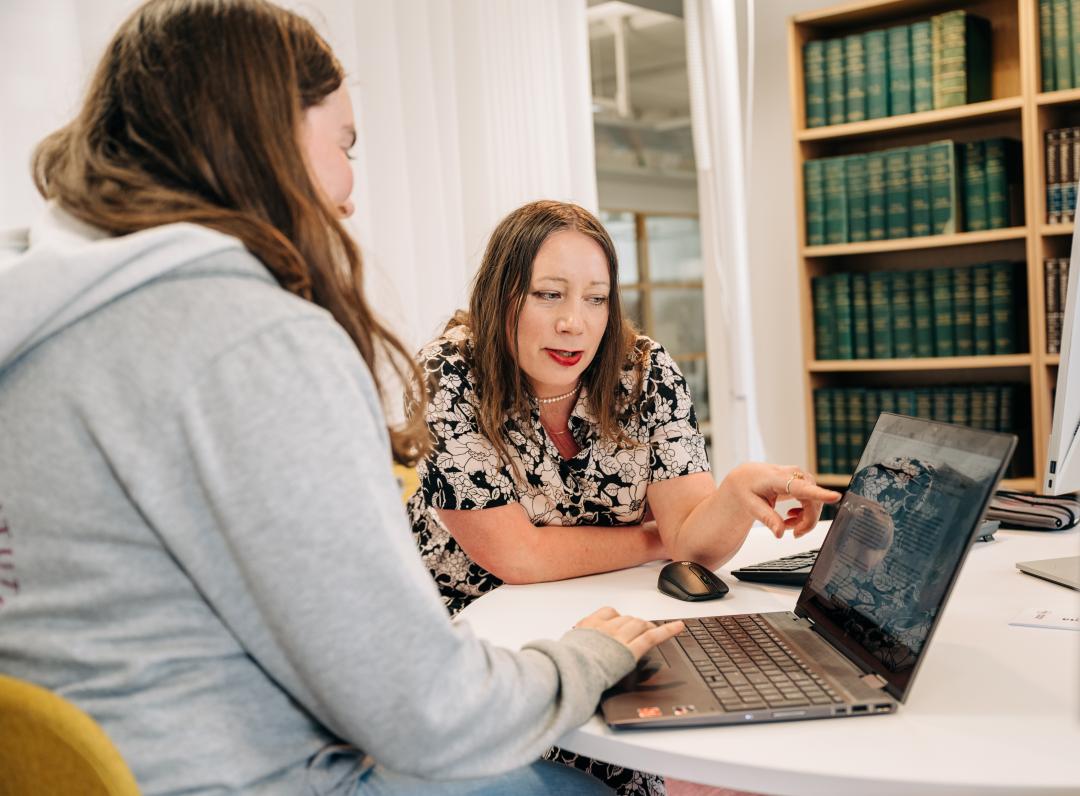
[0,205,635,794]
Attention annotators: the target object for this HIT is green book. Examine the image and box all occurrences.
[826,37,847,124]
[1054,0,1073,90]
[1072,0,1080,87]
[832,272,854,359]
[990,261,1017,353]
[844,33,867,123]
[846,154,868,242]
[915,387,934,419]
[832,389,851,474]
[911,21,933,112]
[971,386,987,429]
[812,275,835,359]
[847,389,867,466]
[961,140,988,232]
[929,140,959,234]
[953,265,975,356]
[999,384,1015,433]
[804,40,827,128]
[912,269,934,356]
[932,388,951,423]
[908,144,931,236]
[891,271,915,357]
[864,389,881,440]
[823,156,849,244]
[984,385,1000,431]
[814,389,836,474]
[1047,129,1063,224]
[934,10,993,108]
[866,153,888,240]
[932,267,955,356]
[879,389,898,417]
[869,271,894,358]
[805,159,826,246]
[887,24,913,116]
[1041,0,1056,91]
[885,147,910,238]
[896,388,918,418]
[972,263,993,355]
[950,386,970,427]
[984,138,1021,229]
[852,272,871,359]
[865,30,889,119]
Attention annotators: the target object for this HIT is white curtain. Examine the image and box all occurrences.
[0,0,597,355]
[684,0,766,475]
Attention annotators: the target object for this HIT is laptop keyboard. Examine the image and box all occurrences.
[675,615,843,711]
[731,549,819,585]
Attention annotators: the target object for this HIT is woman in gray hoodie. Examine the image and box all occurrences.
[0,1,683,793]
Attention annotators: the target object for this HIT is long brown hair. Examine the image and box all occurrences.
[452,200,644,466]
[32,0,428,464]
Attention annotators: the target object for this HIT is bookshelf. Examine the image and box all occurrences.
[789,0,1070,493]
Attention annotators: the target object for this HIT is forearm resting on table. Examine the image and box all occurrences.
[438,506,666,585]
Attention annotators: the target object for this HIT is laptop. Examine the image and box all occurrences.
[601,413,1017,728]
[1016,556,1080,591]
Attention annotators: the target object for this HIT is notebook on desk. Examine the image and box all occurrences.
[601,413,1016,728]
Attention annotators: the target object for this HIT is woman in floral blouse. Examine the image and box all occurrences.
[407,200,839,796]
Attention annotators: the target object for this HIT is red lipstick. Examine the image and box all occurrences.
[545,348,583,367]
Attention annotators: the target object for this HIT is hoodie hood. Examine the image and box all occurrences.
[0,203,244,371]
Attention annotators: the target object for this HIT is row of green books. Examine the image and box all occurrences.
[804,10,991,128]
[812,262,1021,361]
[1039,0,1080,91]
[1046,257,1072,353]
[805,138,1021,246]
[813,384,1021,476]
[1046,127,1080,224]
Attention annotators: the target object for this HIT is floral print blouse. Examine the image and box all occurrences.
[407,324,710,616]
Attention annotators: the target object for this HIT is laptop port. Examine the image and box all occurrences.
[852,705,869,713]
[875,703,893,712]
[833,706,847,715]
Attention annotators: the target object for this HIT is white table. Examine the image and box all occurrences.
[457,521,1080,795]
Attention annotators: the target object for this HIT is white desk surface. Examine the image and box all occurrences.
[456,521,1080,795]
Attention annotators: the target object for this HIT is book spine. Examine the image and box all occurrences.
[803,40,827,128]
[832,272,854,359]
[929,140,959,234]
[999,384,1015,433]
[869,270,894,358]
[1042,0,1056,91]
[1065,127,1078,222]
[915,387,933,419]
[932,387,951,423]
[891,271,914,358]
[950,386,970,427]
[847,389,867,466]
[972,263,993,355]
[826,37,847,124]
[896,389,917,418]
[1072,0,1080,87]
[864,389,881,441]
[931,13,945,108]
[964,14,993,104]
[1054,0,1073,90]
[823,156,849,244]
[1046,258,1061,354]
[887,24,913,116]
[911,21,933,112]
[804,159,826,246]
[832,388,850,475]
[1060,257,1071,350]
[814,389,836,474]
[962,140,988,232]
[953,265,975,356]
[932,267,955,356]
[936,10,968,108]
[846,154,869,242]
[1047,129,1062,224]
[844,33,867,123]
[812,275,835,359]
[851,272,871,360]
[991,261,1018,354]
[912,269,934,357]
[866,153,888,240]
[879,388,897,417]
[908,144,931,236]
[983,138,1009,229]
[983,385,1000,431]
[885,147,910,238]
[865,30,889,119]
[971,385,987,429]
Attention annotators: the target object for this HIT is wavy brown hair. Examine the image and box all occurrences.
[32,0,427,464]
[450,200,646,467]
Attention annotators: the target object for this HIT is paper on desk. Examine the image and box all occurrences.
[1009,608,1080,631]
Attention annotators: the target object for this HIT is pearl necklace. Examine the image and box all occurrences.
[536,384,580,405]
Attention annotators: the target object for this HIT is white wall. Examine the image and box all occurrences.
[745,0,824,469]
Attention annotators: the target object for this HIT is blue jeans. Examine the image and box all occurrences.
[356,760,614,795]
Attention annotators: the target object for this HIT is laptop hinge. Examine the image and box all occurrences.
[860,673,888,690]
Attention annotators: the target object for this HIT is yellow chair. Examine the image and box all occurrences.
[393,464,420,506]
[0,674,141,796]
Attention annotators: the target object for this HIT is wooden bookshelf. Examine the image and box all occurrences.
[789,0,1067,493]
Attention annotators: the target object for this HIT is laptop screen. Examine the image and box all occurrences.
[796,413,1016,701]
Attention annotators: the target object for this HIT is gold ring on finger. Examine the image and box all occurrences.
[785,470,805,495]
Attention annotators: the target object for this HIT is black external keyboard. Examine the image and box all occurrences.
[731,549,819,585]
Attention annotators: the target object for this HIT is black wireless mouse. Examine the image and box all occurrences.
[657,561,729,601]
